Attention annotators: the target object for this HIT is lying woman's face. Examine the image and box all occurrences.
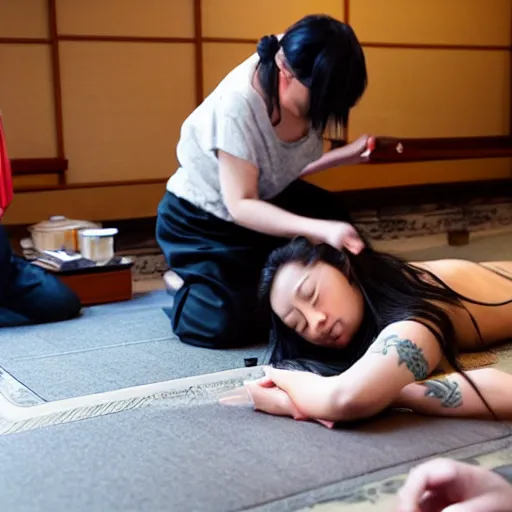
[270,260,364,348]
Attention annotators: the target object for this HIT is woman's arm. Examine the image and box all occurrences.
[219,149,319,238]
[393,368,512,420]
[260,321,443,422]
[218,150,363,254]
[299,135,372,177]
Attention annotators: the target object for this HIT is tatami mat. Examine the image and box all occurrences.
[0,402,510,512]
[1,308,266,401]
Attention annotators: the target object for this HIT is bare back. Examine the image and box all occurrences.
[411,259,512,350]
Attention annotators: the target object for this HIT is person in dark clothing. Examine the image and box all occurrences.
[0,225,82,327]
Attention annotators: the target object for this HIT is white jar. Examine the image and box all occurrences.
[79,228,118,263]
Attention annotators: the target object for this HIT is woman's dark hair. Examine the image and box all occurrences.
[256,14,367,132]
[259,237,512,418]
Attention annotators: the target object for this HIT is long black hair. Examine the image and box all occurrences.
[259,237,512,418]
[256,15,367,132]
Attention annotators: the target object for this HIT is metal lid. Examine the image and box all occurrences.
[80,228,118,238]
[29,216,98,233]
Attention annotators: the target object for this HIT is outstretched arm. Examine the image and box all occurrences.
[393,368,512,420]
[299,135,372,176]
[258,320,443,422]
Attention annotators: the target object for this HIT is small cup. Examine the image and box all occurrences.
[79,228,118,263]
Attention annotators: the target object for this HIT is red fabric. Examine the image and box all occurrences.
[0,115,14,215]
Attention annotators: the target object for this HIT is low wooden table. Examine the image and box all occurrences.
[54,262,134,306]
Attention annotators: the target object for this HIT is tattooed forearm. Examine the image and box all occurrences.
[422,378,463,408]
[373,334,429,381]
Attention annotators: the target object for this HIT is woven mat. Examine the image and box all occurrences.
[436,349,499,376]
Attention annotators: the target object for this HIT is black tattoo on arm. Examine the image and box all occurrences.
[372,334,429,381]
[422,378,463,408]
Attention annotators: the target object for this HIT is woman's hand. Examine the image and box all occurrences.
[244,378,307,420]
[397,458,512,512]
[255,367,343,422]
[300,135,375,176]
[342,134,374,165]
[310,220,365,254]
[245,376,335,428]
[220,375,335,428]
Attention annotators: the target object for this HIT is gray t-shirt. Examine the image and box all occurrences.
[166,53,324,222]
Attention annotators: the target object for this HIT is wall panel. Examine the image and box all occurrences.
[350,48,511,139]
[202,43,255,97]
[0,44,57,157]
[351,0,512,46]
[56,0,195,38]
[202,0,344,39]
[0,0,48,38]
[2,182,165,225]
[59,41,195,183]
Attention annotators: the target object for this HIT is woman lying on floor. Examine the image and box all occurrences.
[228,236,512,427]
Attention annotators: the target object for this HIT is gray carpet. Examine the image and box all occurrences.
[85,289,172,315]
[1,307,267,401]
[0,403,510,512]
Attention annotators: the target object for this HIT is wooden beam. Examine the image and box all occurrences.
[344,0,351,142]
[194,0,204,106]
[11,158,68,175]
[0,37,50,44]
[57,35,194,44]
[200,37,510,52]
[366,136,512,163]
[14,176,164,193]
[361,42,511,51]
[344,0,350,25]
[48,0,65,185]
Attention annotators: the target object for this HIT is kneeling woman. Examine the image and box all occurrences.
[231,237,512,425]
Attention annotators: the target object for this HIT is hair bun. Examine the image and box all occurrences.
[257,34,280,62]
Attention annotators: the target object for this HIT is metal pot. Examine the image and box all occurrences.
[28,215,99,253]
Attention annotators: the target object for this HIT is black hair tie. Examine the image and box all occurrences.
[257,34,280,63]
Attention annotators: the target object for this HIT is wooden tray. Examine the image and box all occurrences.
[57,265,133,306]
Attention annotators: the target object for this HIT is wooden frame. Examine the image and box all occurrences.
[11,157,67,175]
[48,0,65,185]
[367,136,512,164]
[1,0,511,193]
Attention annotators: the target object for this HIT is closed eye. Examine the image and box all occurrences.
[299,279,317,303]
[286,311,307,334]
